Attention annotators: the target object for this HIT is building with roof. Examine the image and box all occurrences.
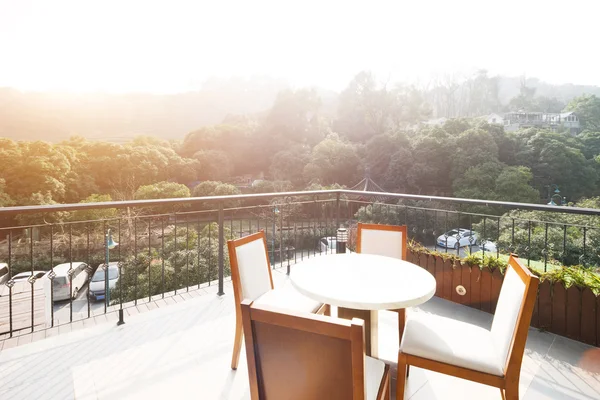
[503,111,581,134]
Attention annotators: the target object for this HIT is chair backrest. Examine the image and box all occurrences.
[241,300,368,400]
[227,231,274,306]
[490,254,539,376]
[356,223,407,260]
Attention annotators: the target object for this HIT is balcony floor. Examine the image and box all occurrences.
[0,267,599,400]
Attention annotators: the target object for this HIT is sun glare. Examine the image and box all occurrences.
[0,0,599,93]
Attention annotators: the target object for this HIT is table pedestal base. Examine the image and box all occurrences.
[338,307,379,357]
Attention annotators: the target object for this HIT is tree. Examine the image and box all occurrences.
[577,131,600,159]
[263,88,322,145]
[494,166,540,203]
[566,94,600,131]
[463,70,501,116]
[397,126,456,195]
[135,181,191,200]
[364,133,406,183]
[69,194,118,222]
[134,181,191,214]
[507,80,537,111]
[191,181,241,210]
[335,71,389,142]
[250,180,293,194]
[451,128,499,180]
[303,133,360,186]
[0,178,14,207]
[269,146,311,185]
[453,161,503,200]
[192,150,233,181]
[0,140,73,203]
[512,129,598,201]
[535,96,565,113]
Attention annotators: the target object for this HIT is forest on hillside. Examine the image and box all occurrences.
[2,71,600,142]
[2,71,600,290]
[1,71,600,213]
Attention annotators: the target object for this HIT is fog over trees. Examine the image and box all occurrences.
[0,71,599,213]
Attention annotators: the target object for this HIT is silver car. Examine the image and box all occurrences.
[436,229,479,249]
[89,263,120,302]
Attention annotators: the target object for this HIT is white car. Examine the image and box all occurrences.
[436,229,478,249]
[318,236,337,253]
[480,240,498,253]
[51,262,90,301]
[89,262,120,302]
[11,271,47,282]
[0,263,8,285]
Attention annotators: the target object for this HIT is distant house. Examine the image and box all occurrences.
[485,113,504,125]
[503,111,580,135]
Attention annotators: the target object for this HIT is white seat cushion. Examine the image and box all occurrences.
[365,356,386,400]
[360,228,404,259]
[253,281,322,313]
[400,312,504,376]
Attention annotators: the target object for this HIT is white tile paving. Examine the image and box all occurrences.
[0,268,598,400]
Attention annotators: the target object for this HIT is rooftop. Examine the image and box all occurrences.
[1,264,598,400]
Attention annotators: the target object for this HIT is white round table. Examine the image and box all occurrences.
[290,253,436,357]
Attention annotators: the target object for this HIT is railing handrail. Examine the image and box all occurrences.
[337,190,600,216]
[0,189,599,217]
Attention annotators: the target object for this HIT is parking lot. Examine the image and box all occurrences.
[52,286,106,323]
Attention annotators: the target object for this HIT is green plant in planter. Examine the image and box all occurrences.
[462,253,507,272]
[408,240,600,294]
[542,266,600,295]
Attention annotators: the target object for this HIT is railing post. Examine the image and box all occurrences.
[218,201,225,296]
[335,192,340,229]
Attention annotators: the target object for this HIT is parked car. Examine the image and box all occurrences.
[89,262,120,302]
[480,240,498,253]
[0,263,8,285]
[318,236,337,253]
[436,229,479,249]
[11,271,47,282]
[51,262,90,301]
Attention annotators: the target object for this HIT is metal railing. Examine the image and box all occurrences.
[0,189,598,337]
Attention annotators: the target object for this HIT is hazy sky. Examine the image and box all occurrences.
[1,0,598,93]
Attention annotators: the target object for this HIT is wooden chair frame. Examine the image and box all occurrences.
[396,254,540,400]
[228,231,274,369]
[356,223,408,261]
[356,223,408,343]
[228,231,327,370]
[241,299,390,400]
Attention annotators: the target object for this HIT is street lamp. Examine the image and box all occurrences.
[104,229,118,309]
[272,206,279,263]
[336,227,348,254]
[546,184,566,206]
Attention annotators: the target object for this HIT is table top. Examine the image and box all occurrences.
[290,253,436,310]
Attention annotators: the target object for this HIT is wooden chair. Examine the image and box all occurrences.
[241,299,390,400]
[356,223,407,261]
[396,254,539,400]
[228,231,327,370]
[356,223,408,343]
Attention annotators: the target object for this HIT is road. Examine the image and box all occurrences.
[52,286,105,323]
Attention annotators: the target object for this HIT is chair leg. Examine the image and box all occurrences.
[316,303,330,316]
[504,379,519,400]
[231,311,243,370]
[396,354,408,400]
[397,308,406,347]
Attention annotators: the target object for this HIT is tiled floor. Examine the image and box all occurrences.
[0,268,599,399]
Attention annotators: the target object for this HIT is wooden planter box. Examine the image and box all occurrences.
[407,250,600,347]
